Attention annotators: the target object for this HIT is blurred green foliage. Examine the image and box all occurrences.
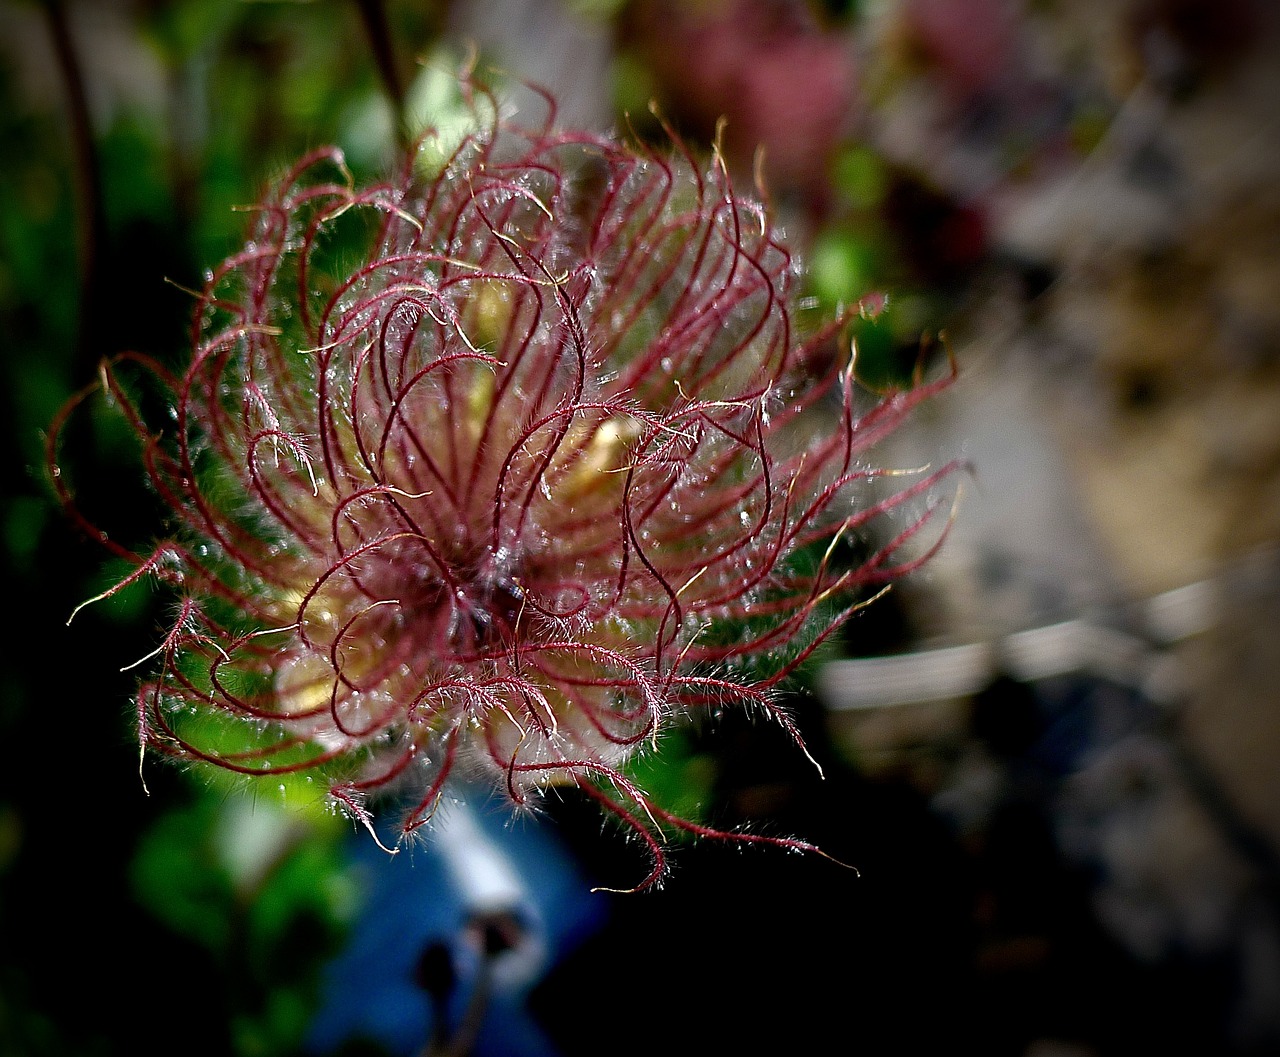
[130,788,358,1056]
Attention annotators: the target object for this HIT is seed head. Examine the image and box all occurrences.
[51,82,956,889]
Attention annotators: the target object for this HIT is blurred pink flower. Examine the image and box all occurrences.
[900,0,1021,100]
[622,0,860,203]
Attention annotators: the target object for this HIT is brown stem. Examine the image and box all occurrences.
[353,0,409,148]
[43,0,107,371]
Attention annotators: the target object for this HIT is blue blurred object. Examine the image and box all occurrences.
[306,788,606,1057]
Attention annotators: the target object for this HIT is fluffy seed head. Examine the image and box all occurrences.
[51,82,955,888]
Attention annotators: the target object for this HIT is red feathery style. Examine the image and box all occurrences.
[50,81,956,889]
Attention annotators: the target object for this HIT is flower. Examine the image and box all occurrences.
[50,80,955,889]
